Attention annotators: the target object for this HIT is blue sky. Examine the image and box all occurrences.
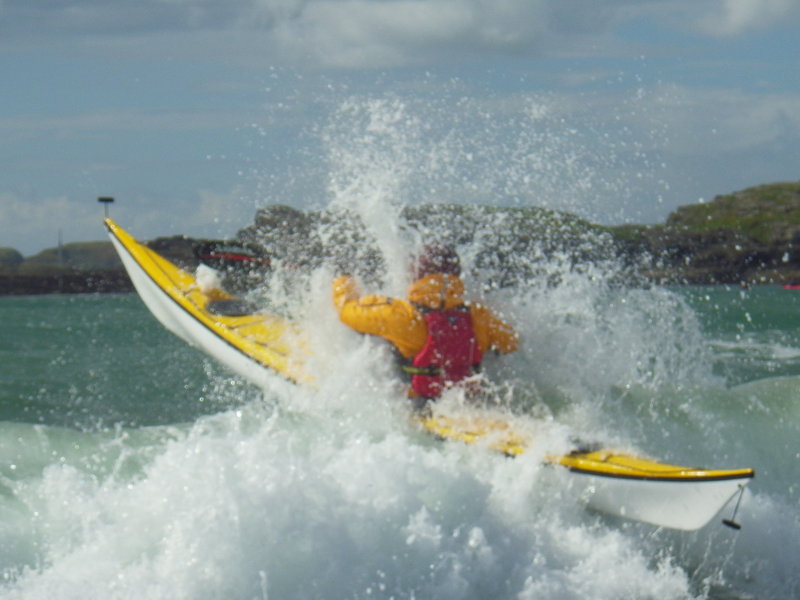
[1,0,799,255]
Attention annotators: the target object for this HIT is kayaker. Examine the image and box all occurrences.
[332,243,519,408]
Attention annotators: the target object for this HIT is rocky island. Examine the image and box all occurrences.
[2,181,800,295]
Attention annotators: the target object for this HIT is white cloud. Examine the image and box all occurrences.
[0,0,766,68]
[640,83,800,155]
[0,193,102,255]
[179,187,258,238]
[276,0,553,67]
[694,0,800,36]
[3,0,799,69]
[0,108,257,141]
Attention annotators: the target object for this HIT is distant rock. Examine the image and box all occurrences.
[0,236,227,295]
[607,182,800,284]
[666,182,800,244]
[0,247,24,268]
[0,270,133,295]
[0,241,131,295]
[24,241,123,270]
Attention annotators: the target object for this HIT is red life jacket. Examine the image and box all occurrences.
[403,306,483,398]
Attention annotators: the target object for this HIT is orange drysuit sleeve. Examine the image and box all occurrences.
[332,276,427,359]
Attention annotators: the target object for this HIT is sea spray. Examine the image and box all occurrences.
[2,88,798,598]
[2,398,697,599]
[298,92,789,598]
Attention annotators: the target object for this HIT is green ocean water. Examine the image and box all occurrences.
[0,287,799,599]
[0,294,226,429]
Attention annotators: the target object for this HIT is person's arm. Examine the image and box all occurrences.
[333,275,360,309]
[333,276,394,336]
[471,304,519,354]
[332,276,426,357]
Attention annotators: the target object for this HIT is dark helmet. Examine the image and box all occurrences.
[413,243,461,279]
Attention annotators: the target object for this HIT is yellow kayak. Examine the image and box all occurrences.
[107,218,754,531]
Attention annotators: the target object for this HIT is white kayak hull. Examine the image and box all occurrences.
[564,467,748,530]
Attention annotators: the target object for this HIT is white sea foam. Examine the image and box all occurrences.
[0,398,697,600]
[2,90,797,599]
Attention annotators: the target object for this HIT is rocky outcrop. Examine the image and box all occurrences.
[233,202,622,288]
[607,182,800,284]
[4,181,800,294]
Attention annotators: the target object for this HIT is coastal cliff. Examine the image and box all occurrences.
[2,181,800,295]
[608,182,800,284]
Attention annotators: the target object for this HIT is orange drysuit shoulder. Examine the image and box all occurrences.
[468,302,519,355]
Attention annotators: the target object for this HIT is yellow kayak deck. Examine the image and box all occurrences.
[418,412,754,482]
[105,218,311,385]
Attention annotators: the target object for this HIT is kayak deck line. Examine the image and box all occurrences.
[556,451,755,482]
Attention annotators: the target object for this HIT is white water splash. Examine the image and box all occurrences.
[4,90,795,600]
